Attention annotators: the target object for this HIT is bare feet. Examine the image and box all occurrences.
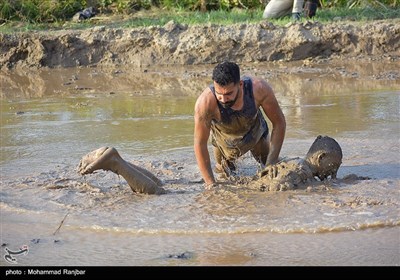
[77,147,119,175]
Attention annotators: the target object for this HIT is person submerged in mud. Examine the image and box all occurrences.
[256,135,343,191]
[77,135,343,195]
[78,147,166,194]
[194,61,286,189]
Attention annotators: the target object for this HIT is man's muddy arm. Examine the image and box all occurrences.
[267,115,286,166]
[258,80,286,166]
[194,138,215,186]
[194,99,216,186]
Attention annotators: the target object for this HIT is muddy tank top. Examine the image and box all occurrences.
[210,77,268,160]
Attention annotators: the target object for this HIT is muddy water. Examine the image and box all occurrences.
[1,61,399,266]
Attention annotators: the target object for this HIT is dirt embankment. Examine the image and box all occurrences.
[0,19,399,69]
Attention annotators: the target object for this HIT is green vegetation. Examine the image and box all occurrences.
[320,0,398,8]
[0,0,87,22]
[0,0,399,33]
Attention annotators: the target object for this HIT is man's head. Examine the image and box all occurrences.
[212,61,240,86]
[305,135,343,180]
[212,61,241,108]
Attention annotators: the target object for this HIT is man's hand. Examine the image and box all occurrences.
[204,181,231,190]
[260,164,279,179]
[204,182,218,190]
[260,162,289,180]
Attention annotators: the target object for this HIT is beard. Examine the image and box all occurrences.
[219,88,239,108]
[220,100,236,108]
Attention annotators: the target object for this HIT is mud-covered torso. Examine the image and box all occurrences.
[210,77,268,160]
[257,158,315,191]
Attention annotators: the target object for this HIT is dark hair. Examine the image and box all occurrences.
[306,135,343,160]
[212,61,240,86]
[306,135,343,180]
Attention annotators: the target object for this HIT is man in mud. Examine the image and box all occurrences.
[257,135,343,191]
[77,135,343,194]
[194,61,286,189]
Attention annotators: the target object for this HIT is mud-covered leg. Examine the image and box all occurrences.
[78,147,166,194]
[250,135,269,166]
[213,146,224,173]
[213,146,237,178]
[127,162,163,187]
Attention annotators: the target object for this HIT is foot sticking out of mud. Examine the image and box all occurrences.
[78,147,166,195]
[78,147,117,175]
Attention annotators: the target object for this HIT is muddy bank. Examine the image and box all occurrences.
[1,19,399,69]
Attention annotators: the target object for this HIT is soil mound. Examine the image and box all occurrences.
[1,19,399,69]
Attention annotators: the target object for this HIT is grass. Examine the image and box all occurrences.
[1,6,399,33]
[317,6,400,21]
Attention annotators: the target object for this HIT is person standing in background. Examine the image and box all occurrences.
[263,0,319,20]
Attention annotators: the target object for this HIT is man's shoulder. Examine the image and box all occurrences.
[195,87,217,110]
[197,86,213,100]
[250,77,273,102]
[249,76,270,86]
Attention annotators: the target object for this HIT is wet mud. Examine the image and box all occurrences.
[1,19,399,69]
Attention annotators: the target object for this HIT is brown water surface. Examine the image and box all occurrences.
[1,61,399,266]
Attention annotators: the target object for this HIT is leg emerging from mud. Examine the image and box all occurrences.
[78,147,166,194]
[213,146,237,177]
[250,135,269,166]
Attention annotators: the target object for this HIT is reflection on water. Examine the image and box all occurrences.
[1,62,399,169]
[1,67,398,175]
[0,62,399,265]
[281,91,400,138]
[1,94,195,174]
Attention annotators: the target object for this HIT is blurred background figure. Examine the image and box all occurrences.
[263,0,319,20]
